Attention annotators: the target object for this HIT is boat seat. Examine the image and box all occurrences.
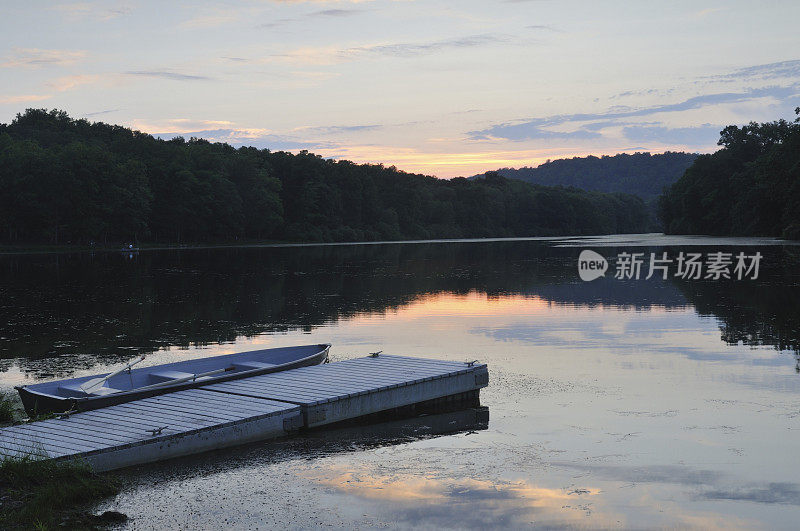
[232,361,277,371]
[88,386,123,396]
[149,370,196,383]
[148,370,215,384]
[58,382,86,397]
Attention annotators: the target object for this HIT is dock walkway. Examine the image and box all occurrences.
[0,355,489,471]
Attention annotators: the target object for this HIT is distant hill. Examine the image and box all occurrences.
[475,152,699,200]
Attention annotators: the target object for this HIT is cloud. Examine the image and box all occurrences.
[52,2,93,15]
[83,109,121,117]
[1,48,86,68]
[298,124,383,134]
[124,70,212,81]
[469,85,800,142]
[226,32,514,67]
[182,0,371,28]
[181,11,239,29]
[315,8,360,16]
[132,118,236,133]
[268,0,374,3]
[288,70,341,82]
[51,2,133,21]
[348,33,510,58]
[471,125,601,142]
[48,73,104,91]
[611,88,674,100]
[260,33,512,65]
[713,59,800,82]
[259,7,362,28]
[106,6,133,18]
[622,124,722,146]
[693,7,725,19]
[526,25,562,32]
[0,94,52,104]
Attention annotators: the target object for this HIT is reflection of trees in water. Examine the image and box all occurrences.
[670,246,800,359]
[677,283,800,350]
[1,242,576,373]
[675,280,800,353]
[1,241,798,376]
[531,279,688,310]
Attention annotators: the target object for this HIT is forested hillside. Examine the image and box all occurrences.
[0,109,651,245]
[659,109,800,238]
[484,152,698,199]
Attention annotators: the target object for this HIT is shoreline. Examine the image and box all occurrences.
[2,232,798,256]
[0,234,611,256]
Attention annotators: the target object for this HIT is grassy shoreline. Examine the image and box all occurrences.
[0,393,123,529]
[0,455,122,530]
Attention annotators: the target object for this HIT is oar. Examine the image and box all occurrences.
[79,355,147,394]
[133,366,235,392]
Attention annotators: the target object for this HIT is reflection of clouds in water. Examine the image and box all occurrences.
[702,482,800,505]
[303,466,612,529]
[302,463,762,530]
[471,320,618,347]
[553,462,724,486]
[554,461,800,506]
[468,306,790,368]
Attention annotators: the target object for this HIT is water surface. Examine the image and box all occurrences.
[1,235,799,529]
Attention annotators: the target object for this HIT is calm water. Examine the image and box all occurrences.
[2,236,800,529]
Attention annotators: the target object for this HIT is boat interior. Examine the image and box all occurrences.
[22,344,328,399]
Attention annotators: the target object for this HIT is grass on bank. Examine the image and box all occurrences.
[0,393,15,423]
[0,454,121,530]
[0,393,122,529]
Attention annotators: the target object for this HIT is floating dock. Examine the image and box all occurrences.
[0,355,488,471]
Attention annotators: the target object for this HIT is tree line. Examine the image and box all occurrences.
[0,109,651,245]
[659,108,800,238]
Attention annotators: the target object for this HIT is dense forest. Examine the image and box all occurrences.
[479,152,698,199]
[0,109,651,246]
[659,108,800,238]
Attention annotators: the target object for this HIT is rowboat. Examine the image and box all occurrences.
[15,343,330,415]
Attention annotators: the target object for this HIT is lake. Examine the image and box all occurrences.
[2,235,800,529]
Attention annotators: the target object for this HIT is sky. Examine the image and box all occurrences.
[1,1,799,178]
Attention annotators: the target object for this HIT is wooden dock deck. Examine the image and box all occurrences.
[0,355,489,471]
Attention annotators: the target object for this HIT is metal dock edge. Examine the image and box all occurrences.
[0,355,488,472]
